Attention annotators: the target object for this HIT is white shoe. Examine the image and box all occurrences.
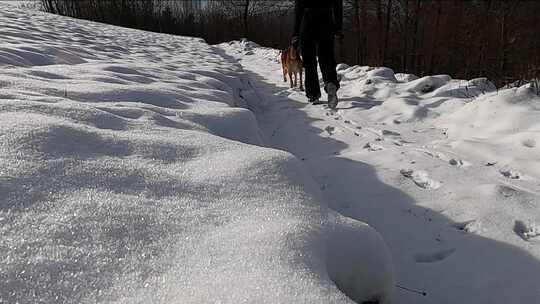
[326,83,338,109]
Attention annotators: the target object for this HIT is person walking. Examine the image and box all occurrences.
[292,0,343,109]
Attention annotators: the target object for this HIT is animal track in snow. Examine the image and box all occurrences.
[514,220,540,241]
[414,249,455,263]
[400,169,441,189]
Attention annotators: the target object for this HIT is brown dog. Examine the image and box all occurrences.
[281,46,304,91]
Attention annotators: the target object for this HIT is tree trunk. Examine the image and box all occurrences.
[376,0,383,66]
[428,0,441,75]
[360,0,368,65]
[383,0,393,66]
[410,0,421,74]
[243,0,250,38]
[353,0,361,63]
[402,0,409,72]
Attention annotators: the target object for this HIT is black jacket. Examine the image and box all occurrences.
[293,0,343,37]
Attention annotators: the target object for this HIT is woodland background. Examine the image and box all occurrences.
[38,0,540,87]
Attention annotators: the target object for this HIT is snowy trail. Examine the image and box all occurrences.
[2,4,540,302]
[1,6,397,303]
[219,42,540,303]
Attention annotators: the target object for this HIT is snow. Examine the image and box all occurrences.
[219,37,540,303]
[0,4,393,304]
[4,2,540,303]
[437,85,540,179]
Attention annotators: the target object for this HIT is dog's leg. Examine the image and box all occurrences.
[282,66,287,82]
[288,72,294,88]
[293,72,297,88]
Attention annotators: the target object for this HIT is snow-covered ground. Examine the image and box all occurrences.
[2,4,540,304]
[0,4,392,304]
[218,40,540,303]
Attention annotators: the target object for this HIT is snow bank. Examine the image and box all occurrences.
[337,64,497,124]
[437,84,540,178]
[0,5,393,304]
[336,60,539,180]
[324,49,539,182]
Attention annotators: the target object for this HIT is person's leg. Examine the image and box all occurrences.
[301,37,321,101]
[281,50,287,82]
[317,32,339,108]
[317,33,339,91]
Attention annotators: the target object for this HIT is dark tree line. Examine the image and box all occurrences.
[39,0,540,88]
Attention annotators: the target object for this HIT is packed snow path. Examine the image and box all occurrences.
[219,41,540,303]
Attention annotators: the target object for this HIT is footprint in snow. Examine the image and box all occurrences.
[475,184,523,199]
[496,184,519,198]
[452,220,481,233]
[514,220,540,241]
[499,169,521,180]
[400,169,441,190]
[364,142,384,152]
[449,158,471,168]
[423,150,471,168]
[325,126,335,135]
[381,129,401,137]
[414,249,455,263]
[522,139,536,148]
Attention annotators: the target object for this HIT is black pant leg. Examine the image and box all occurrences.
[317,33,339,91]
[301,37,321,99]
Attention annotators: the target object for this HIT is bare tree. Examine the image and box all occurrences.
[38,0,540,87]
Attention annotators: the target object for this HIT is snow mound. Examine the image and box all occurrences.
[223,40,279,62]
[438,85,540,178]
[327,212,394,304]
[366,67,398,83]
[405,75,451,94]
[336,64,497,124]
[0,5,393,304]
[395,73,419,83]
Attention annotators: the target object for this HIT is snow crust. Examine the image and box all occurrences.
[0,5,393,304]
